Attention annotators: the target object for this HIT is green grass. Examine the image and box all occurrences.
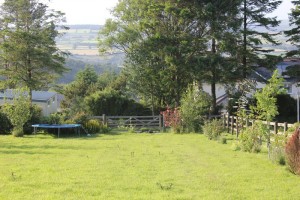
[0,132,300,200]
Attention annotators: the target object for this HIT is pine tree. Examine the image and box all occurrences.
[285,0,300,57]
[239,0,282,78]
[0,0,68,101]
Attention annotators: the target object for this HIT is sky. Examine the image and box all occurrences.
[0,0,295,25]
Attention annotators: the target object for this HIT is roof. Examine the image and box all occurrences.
[0,89,57,102]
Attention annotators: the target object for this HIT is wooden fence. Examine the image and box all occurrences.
[223,114,295,137]
[90,114,163,129]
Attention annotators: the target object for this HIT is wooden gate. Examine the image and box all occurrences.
[90,115,163,129]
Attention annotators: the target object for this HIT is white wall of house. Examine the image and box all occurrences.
[202,83,227,99]
[0,94,58,116]
[34,95,58,116]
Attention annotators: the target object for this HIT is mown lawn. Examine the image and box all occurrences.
[0,132,299,200]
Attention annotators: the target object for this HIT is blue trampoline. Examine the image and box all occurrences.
[32,124,81,138]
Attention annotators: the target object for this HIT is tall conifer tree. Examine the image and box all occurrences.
[0,0,68,100]
[239,0,282,78]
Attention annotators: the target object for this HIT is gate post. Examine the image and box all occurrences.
[102,114,107,125]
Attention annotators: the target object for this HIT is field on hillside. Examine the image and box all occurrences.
[1,132,299,200]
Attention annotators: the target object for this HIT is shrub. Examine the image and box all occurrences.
[23,105,42,134]
[269,133,287,165]
[84,119,101,134]
[285,128,300,175]
[0,111,12,134]
[219,136,227,144]
[1,88,31,137]
[180,86,211,133]
[203,119,225,140]
[161,107,182,133]
[239,122,266,153]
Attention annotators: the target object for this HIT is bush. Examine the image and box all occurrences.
[23,105,42,134]
[285,128,300,175]
[180,86,211,133]
[84,119,101,134]
[0,111,12,134]
[1,88,31,137]
[161,107,182,133]
[85,89,151,116]
[239,123,264,153]
[203,119,225,140]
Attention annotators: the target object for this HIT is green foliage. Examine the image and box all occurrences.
[0,111,12,134]
[251,70,285,122]
[84,119,101,134]
[203,119,225,140]
[85,88,151,116]
[1,88,31,137]
[238,0,282,77]
[40,112,66,125]
[0,0,68,92]
[276,94,297,123]
[180,86,212,132]
[285,0,300,57]
[239,122,267,153]
[23,105,42,134]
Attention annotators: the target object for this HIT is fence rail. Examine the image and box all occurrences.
[223,114,295,137]
[90,114,163,129]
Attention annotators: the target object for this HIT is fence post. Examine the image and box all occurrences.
[227,114,230,132]
[284,122,288,134]
[236,116,239,138]
[159,114,163,132]
[231,116,234,135]
[246,117,249,127]
[102,114,107,125]
[274,121,278,134]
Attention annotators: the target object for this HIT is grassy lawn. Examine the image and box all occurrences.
[0,132,300,200]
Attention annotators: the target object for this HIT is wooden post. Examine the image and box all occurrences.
[159,114,163,132]
[236,116,239,138]
[102,114,107,125]
[284,122,288,134]
[274,121,278,134]
[231,116,234,135]
[227,114,230,132]
[246,117,249,128]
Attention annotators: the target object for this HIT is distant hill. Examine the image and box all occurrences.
[55,21,296,83]
[56,24,124,83]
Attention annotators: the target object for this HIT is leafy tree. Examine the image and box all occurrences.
[238,0,282,77]
[0,0,68,100]
[60,66,98,111]
[251,70,285,121]
[1,87,31,137]
[180,85,212,132]
[251,69,286,155]
[84,88,151,116]
[99,0,211,107]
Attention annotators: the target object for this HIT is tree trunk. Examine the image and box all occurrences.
[242,0,247,78]
[211,38,217,114]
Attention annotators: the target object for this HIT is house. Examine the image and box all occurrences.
[0,89,59,116]
[202,58,300,111]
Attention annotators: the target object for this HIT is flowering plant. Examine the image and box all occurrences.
[161,106,182,133]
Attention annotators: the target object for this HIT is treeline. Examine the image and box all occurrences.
[99,0,299,115]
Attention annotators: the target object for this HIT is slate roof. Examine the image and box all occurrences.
[0,89,57,102]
